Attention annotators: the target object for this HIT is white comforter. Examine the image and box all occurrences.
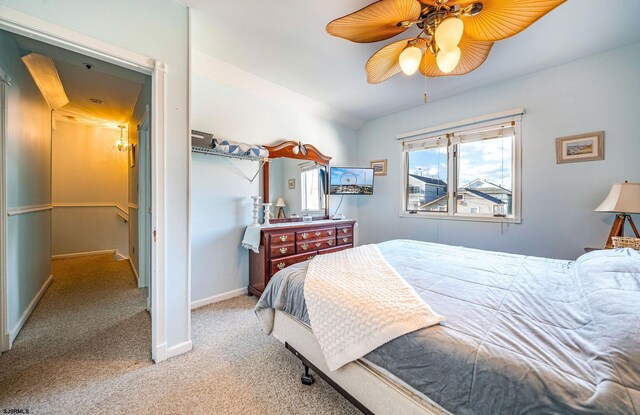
[304,244,444,371]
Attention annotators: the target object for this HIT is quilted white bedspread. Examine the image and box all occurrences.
[304,244,444,371]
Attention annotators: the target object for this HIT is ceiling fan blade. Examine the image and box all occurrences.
[366,38,428,84]
[327,0,423,43]
[418,0,566,42]
[419,33,493,76]
[459,0,566,42]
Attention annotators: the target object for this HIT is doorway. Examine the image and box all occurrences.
[0,15,167,361]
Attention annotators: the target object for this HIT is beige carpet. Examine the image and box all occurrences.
[0,254,357,414]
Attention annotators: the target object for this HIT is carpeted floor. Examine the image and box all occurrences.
[0,254,357,414]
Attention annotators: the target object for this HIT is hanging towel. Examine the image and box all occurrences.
[242,225,262,253]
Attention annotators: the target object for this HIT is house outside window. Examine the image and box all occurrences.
[399,110,522,223]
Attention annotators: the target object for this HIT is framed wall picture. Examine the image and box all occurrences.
[556,131,604,164]
[370,159,387,176]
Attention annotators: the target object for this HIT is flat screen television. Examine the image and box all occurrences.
[330,167,374,195]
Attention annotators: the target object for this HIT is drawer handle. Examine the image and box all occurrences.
[328,230,333,235]
[301,243,309,250]
[279,235,288,242]
[308,255,315,260]
[277,262,285,270]
[343,237,348,243]
[315,232,321,236]
[328,240,334,246]
[279,247,288,254]
[315,242,321,248]
[302,233,309,240]
[342,228,348,234]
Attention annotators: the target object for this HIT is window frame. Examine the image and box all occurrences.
[398,111,522,223]
[300,162,325,214]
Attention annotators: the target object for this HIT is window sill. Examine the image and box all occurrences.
[399,212,521,224]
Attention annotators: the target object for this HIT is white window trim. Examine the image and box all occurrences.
[398,109,523,224]
[300,163,325,214]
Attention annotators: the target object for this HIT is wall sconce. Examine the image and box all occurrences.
[116,125,128,152]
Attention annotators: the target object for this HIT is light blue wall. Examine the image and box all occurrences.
[191,73,359,303]
[357,42,640,260]
[0,0,191,351]
[0,29,52,336]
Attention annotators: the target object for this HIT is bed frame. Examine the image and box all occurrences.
[272,310,451,415]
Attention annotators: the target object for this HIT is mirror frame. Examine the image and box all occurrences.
[263,141,332,221]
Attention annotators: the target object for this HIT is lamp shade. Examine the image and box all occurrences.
[594,182,640,213]
[399,45,422,75]
[275,197,286,207]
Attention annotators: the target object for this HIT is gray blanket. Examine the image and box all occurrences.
[255,240,640,414]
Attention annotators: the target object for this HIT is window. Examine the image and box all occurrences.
[400,113,521,222]
[300,163,325,212]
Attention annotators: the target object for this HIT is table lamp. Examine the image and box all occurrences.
[275,197,286,219]
[594,181,640,248]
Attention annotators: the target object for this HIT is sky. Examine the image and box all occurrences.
[331,167,374,186]
[408,136,513,190]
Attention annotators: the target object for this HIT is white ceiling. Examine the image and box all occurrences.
[13,33,145,125]
[186,0,640,123]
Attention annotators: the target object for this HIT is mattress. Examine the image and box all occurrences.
[255,239,640,414]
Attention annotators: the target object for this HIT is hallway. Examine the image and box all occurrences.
[0,255,150,409]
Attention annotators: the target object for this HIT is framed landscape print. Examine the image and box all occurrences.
[556,131,604,164]
[370,159,387,176]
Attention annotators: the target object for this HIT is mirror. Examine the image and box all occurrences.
[262,141,331,221]
[267,159,326,218]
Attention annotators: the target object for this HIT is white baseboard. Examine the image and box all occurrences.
[51,249,129,261]
[167,340,192,359]
[153,342,167,363]
[114,250,128,261]
[52,249,116,260]
[9,274,53,345]
[128,257,139,283]
[191,287,247,310]
[1,332,10,352]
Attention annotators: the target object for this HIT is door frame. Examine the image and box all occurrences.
[0,66,9,352]
[137,110,151,290]
[0,7,170,362]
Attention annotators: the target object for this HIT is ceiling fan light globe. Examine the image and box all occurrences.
[436,47,461,73]
[435,17,464,52]
[399,46,422,75]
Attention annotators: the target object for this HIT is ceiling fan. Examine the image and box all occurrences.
[327,0,566,86]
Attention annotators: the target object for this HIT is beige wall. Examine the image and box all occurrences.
[52,120,129,256]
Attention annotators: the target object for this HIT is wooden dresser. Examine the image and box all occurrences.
[248,220,356,297]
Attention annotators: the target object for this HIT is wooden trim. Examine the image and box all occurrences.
[263,140,332,217]
[7,204,53,216]
[265,141,332,165]
[52,202,128,215]
[52,249,117,259]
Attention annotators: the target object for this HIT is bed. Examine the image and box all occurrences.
[255,239,640,414]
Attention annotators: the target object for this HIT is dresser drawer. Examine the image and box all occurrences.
[269,243,295,259]
[318,244,353,255]
[297,237,336,253]
[270,252,317,275]
[296,227,336,242]
[336,226,353,237]
[337,235,353,246]
[269,232,295,244]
